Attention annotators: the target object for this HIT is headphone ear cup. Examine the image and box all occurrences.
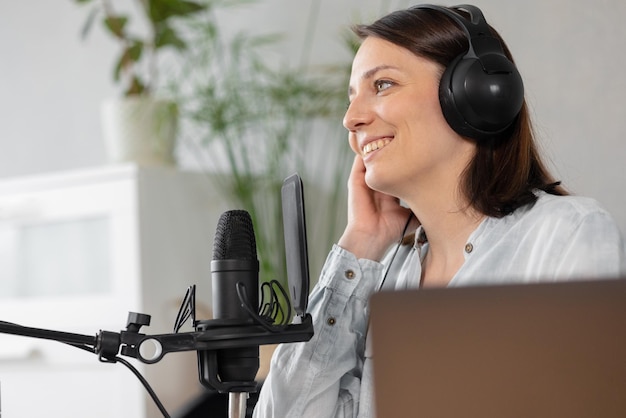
[439,54,524,141]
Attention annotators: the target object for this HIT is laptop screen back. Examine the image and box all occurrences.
[369,280,626,418]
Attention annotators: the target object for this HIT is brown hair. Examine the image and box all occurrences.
[352,6,567,218]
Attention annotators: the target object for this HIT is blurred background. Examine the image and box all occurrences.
[2,0,625,229]
[0,0,625,417]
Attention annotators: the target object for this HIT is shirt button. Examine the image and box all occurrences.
[327,317,336,326]
[465,243,474,253]
[344,270,355,280]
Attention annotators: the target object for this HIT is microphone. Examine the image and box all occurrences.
[201,209,260,417]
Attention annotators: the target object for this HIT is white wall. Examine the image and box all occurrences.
[1,0,624,224]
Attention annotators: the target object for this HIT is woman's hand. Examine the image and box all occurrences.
[338,155,415,261]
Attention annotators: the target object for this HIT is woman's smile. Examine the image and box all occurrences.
[362,137,393,156]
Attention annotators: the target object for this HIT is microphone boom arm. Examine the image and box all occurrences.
[0,321,97,347]
[1,311,313,365]
[96,312,314,365]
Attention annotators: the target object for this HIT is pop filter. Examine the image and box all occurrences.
[281,173,310,321]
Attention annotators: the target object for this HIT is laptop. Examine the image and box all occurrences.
[369,279,626,418]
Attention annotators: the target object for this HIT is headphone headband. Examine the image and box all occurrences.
[415,5,489,45]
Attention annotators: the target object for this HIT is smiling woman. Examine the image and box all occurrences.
[253,4,626,418]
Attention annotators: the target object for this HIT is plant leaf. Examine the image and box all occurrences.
[127,40,144,61]
[113,41,144,80]
[79,5,100,39]
[125,76,147,96]
[154,25,186,50]
[148,0,207,23]
[113,53,124,82]
[103,16,128,39]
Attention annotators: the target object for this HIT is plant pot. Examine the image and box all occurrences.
[101,96,178,167]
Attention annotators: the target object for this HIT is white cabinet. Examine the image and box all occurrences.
[0,164,228,417]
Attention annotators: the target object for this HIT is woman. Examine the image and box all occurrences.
[254,4,625,418]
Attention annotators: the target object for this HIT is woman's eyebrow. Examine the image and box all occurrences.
[348,64,399,97]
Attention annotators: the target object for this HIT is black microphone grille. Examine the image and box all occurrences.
[212,210,258,260]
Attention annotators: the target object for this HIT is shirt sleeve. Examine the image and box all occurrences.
[253,245,384,418]
[554,207,626,278]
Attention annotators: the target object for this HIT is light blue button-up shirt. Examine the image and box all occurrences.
[254,192,626,418]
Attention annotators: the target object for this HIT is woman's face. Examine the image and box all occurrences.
[344,36,476,199]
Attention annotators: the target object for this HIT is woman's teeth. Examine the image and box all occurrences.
[363,138,391,156]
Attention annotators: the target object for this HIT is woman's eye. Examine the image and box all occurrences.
[375,79,394,92]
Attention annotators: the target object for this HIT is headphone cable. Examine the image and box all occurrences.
[377,212,414,291]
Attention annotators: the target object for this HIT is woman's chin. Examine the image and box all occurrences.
[365,169,390,193]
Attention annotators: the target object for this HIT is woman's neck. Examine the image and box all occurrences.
[408,190,485,287]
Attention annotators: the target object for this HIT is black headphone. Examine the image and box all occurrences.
[413,4,524,141]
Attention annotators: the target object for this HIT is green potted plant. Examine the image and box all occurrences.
[74,0,206,166]
[166,1,356,305]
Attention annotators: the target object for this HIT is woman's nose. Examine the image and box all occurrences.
[343,95,374,131]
